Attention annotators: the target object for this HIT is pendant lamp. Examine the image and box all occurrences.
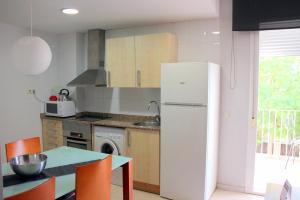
[12,0,52,75]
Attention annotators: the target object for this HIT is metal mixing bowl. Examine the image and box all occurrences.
[9,154,47,177]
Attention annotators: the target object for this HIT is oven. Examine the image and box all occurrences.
[63,121,92,150]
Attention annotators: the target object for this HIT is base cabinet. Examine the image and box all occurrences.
[41,118,160,194]
[42,119,63,151]
[125,128,160,194]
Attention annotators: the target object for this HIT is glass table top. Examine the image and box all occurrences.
[2,146,132,199]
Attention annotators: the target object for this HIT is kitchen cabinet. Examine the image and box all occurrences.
[106,36,136,87]
[42,119,63,151]
[125,128,160,194]
[135,33,177,87]
[106,33,177,88]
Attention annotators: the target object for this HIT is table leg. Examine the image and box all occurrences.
[122,160,133,200]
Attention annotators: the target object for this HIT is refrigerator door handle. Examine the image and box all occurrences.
[162,102,207,107]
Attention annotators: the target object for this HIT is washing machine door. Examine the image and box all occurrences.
[100,138,120,155]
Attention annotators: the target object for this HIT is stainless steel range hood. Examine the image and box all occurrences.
[67,30,107,87]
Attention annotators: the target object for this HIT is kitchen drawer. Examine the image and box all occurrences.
[44,143,58,151]
[43,127,62,136]
[44,119,60,127]
[44,126,62,134]
[47,135,62,143]
[42,119,63,151]
[44,123,62,130]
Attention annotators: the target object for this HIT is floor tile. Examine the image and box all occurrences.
[111,185,264,200]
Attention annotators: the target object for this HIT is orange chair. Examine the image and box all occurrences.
[76,155,112,200]
[65,155,113,200]
[5,137,41,161]
[5,177,55,200]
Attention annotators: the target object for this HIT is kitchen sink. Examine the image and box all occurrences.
[133,121,160,127]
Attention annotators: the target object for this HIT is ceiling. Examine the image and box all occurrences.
[0,0,219,33]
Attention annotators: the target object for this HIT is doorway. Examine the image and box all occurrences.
[253,28,300,193]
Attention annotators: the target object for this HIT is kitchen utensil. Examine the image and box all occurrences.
[58,89,70,101]
[9,154,47,177]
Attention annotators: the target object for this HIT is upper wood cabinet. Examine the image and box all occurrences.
[106,33,177,88]
[135,33,177,88]
[106,36,136,87]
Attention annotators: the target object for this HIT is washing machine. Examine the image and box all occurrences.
[94,126,126,185]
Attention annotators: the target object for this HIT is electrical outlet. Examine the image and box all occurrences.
[27,89,36,95]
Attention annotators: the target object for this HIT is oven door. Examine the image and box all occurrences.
[64,137,92,150]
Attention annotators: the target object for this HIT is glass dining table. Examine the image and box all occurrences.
[2,146,133,200]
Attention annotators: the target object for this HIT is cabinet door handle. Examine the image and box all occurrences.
[107,71,111,87]
[127,130,131,147]
[137,70,141,87]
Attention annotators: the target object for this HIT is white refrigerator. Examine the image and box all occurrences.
[160,62,220,200]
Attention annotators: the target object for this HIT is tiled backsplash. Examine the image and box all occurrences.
[76,87,160,115]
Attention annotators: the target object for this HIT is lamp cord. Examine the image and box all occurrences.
[230,31,237,90]
[32,90,46,103]
[30,0,32,36]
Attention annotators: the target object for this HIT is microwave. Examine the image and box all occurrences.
[45,101,76,117]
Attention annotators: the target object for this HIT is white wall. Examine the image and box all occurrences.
[0,22,59,161]
[57,33,77,88]
[217,0,257,192]
[56,32,81,101]
[76,20,220,115]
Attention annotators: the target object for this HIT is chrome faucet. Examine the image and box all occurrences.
[148,101,160,123]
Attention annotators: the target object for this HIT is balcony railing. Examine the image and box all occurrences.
[256,109,300,158]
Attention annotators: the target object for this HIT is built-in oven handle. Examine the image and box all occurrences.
[70,132,83,138]
[66,138,89,145]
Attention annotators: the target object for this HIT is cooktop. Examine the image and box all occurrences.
[75,115,111,122]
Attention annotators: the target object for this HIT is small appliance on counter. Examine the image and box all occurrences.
[58,89,71,101]
[45,89,76,117]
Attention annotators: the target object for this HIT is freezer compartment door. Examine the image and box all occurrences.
[161,62,208,104]
[160,104,207,200]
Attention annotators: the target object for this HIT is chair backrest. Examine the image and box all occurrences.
[280,180,292,200]
[75,155,112,200]
[5,177,55,200]
[5,137,41,161]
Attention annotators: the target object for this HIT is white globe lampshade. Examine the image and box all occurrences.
[12,36,52,75]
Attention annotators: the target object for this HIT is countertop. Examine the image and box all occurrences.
[40,112,160,131]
